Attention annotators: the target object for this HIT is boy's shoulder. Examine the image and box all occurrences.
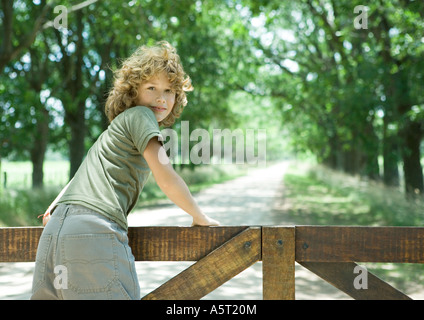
[113,106,157,125]
[124,105,155,117]
[118,106,161,136]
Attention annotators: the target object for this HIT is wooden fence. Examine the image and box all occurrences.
[1,225,423,300]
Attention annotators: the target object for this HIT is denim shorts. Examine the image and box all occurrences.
[31,204,140,300]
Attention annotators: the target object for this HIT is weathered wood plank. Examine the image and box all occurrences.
[0,227,43,262]
[142,227,261,300]
[0,226,249,262]
[128,226,249,261]
[262,226,295,300]
[299,262,412,300]
[296,226,424,263]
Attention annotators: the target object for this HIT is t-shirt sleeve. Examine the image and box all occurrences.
[124,106,163,153]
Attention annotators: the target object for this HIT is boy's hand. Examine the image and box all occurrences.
[191,214,220,227]
[38,211,51,227]
[43,213,51,227]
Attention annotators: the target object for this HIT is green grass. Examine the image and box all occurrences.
[0,187,61,226]
[1,160,70,189]
[0,160,70,226]
[282,162,424,297]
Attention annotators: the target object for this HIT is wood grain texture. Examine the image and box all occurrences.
[296,226,424,263]
[128,226,249,261]
[262,226,295,300]
[0,226,249,262]
[0,227,43,262]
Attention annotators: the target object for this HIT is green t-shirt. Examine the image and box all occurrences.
[58,106,163,230]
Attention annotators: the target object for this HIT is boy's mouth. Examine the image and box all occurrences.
[150,106,167,113]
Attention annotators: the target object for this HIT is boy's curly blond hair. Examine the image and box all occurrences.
[105,41,193,127]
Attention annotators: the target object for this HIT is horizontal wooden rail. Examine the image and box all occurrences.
[3,226,424,263]
[296,226,424,263]
[0,226,251,263]
[128,226,250,261]
[1,225,423,300]
[0,227,43,262]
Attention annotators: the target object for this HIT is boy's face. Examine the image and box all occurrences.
[136,71,176,123]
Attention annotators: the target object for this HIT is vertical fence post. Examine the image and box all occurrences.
[262,226,295,300]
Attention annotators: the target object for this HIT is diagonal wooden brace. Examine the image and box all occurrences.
[299,261,412,300]
[142,227,261,300]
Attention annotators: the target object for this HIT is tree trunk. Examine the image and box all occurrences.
[361,122,380,180]
[30,108,49,188]
[322,134,343,171]
[365,150,380,180]
[382,117,399,187]
[66,10,86,180]
[26,43,51,189]
[401,120,423,196]
[67,101,86,179]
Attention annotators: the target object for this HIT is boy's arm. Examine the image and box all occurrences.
[143,138,220,226]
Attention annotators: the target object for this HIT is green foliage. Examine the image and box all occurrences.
[1,0,263,162]
[250,0,424,187]
[1,0,423,194]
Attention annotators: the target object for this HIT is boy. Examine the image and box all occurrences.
[31,41,219,300]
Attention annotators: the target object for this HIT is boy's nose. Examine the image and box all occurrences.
[156,96,166,104]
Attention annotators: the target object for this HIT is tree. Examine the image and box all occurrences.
[1,1,56,188]
[2,0,258,186]
[0,0,53,72]
[1,0,104,187]
[248,0,424,195]
[45,0,165,178]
